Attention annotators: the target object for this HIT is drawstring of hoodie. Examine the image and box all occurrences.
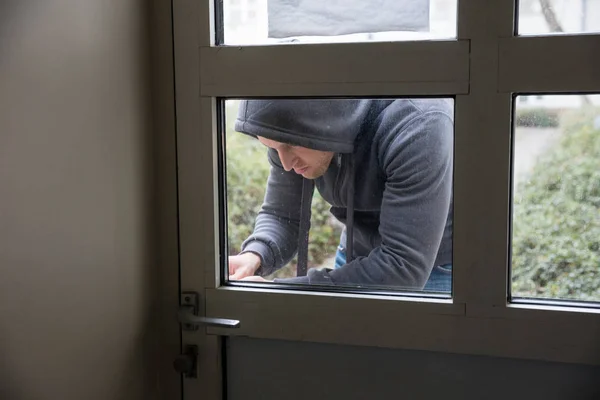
[296,178,314,276]
[296,154,356,277]
[345,154,355,264]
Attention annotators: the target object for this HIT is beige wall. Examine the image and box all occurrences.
[0,1,164,398]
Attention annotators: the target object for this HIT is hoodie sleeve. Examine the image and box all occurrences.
[241,148,304,276]
[277,111,453,289]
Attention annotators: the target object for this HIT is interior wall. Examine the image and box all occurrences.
[0,1,158,399]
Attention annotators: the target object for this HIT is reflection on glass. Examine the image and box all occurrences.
[518,0,600,36]
[512,94,600,303]
[225,98,454,295]
[221,0,457,45]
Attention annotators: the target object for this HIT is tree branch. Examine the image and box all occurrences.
[539,0,564,32]
[538,0,592,106]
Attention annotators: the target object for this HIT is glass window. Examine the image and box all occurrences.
[224,98,455,296]
[511,94,600,303]
[518,0,600,36]
[219,0,457,45]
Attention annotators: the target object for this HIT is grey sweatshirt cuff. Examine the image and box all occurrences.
[240,240,276,276]
[274,268,335,285]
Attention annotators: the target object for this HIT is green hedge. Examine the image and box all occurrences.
[225,105,341,278]
[512,108,600,301]
[515,108,560,128]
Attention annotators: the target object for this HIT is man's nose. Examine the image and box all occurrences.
[278,151,295,172]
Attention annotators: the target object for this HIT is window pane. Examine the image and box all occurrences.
[224,98,454,296]
[220,0,457,45]
[512,94,600,303]
[518,0,600,36]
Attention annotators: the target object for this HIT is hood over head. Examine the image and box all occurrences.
[234,99,386,275]
[234,99,374,153]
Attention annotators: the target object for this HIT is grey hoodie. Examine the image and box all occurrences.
[235,98,453,290]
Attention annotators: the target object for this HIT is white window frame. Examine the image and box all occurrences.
[172,1,600,395]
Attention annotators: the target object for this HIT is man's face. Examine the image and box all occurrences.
[257,136,335,179]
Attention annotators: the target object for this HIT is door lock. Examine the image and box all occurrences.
[173,345,198,378]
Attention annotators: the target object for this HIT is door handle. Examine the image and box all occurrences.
[179,291,240,331]
[178,307,240,328]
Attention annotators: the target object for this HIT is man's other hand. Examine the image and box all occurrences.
[228,253,261,280]
[239,276,271,282]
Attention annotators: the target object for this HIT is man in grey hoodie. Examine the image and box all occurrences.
[228,99,453,292]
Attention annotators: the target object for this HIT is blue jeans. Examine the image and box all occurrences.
[334,247,452,293]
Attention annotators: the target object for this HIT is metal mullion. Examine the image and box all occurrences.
[454,0,515,309]
[199,41,470,97]
[197,0,216,47]
[176,0,222,399]
[499,35,600,93]
[200,82,468,98]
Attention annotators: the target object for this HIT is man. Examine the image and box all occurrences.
[228,99,453,292]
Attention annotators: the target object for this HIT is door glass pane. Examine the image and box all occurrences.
[220,0,457,45]
[223,98,454,296]
[518,0,600,36]
[512,94,600,303]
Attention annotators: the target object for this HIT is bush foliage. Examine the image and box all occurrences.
[515,107,560,128]
[512,108,600,301]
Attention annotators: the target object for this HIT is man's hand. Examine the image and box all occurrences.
[239,276,271,282]
[228,252,262,280]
